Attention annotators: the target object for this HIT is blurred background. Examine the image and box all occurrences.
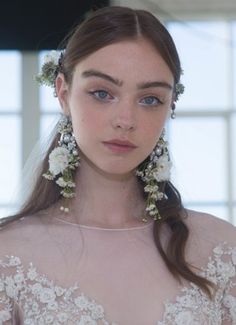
[0,0,235,225]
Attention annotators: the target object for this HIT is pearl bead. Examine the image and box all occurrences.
[63,134,71,143]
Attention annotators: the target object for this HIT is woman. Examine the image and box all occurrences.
[0,6,235,324]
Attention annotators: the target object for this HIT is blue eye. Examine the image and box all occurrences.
[141,96,162,106]
[89,90,111,101]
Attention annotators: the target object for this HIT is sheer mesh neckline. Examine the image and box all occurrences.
[53,216,154,231]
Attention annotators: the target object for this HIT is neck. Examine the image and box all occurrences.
[62,158,147,228]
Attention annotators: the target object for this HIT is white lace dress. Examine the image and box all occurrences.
[0,210,235,325]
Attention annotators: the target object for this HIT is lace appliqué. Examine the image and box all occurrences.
[0,243,235,324]
[158,243,236,325]
[0,256,117,324]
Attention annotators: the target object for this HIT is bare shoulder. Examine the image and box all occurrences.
[184,209,236,246]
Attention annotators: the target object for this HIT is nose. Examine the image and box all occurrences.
[111,101,137,131]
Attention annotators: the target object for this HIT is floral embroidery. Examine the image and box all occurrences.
[158,242,236,325]
[0,243,235,324]
[0,255,110,324]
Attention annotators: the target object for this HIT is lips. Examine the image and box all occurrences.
[102,139,137,153]
[103,139,137,148]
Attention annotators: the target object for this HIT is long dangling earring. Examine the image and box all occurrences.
[43,115,80,212]
[171,103,176,119]
[136,129,172,222]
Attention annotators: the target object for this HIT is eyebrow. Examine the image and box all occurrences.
[81,69,173,91]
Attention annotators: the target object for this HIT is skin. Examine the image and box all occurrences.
[55,37,174,228]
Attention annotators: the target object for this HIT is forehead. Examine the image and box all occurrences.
[74,38,174,84]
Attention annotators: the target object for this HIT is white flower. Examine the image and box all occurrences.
[5,282,18,298]
[74,295,89,310]
[144,184,159,193]
[32,302,39,312]
[0,310,11,322]
[27,266,38,281]
[58,312,68,322]
[213,245,223,255]
[77,315,97,325]
[232,247,236,265]
[39,288,56,304]
[153,155,172,182]
[91,304,105,319]
[31,283,42,295]
[45,314,54,323]
[14,272,24,284]
[175,310,194,325]
[0,279,4,291]
[223,294,236,310]
[44,50,61,65]
[55,286,65,297]
[49,147,70,176]
[218,261,235,279]
[47,301,58,310]
[56,177,76,188]
[9,256,21,266]
[56,177,68,187]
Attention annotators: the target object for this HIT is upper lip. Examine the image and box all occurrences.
[103,139,137,148]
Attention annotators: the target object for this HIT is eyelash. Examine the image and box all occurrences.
[87,89,163,107]
[88,90,114,101]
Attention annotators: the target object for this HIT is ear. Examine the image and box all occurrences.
[55,73,70,115]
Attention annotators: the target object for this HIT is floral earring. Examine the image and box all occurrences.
[43,115,80,212]
[136,129,172,222]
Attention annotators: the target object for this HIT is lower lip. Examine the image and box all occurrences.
[103,142,136,153]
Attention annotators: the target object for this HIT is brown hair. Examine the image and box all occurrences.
[2,6,213,296]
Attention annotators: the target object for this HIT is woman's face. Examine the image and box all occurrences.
[56,38,174,176]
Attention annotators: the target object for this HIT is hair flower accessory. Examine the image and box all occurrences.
[35,50,63,89]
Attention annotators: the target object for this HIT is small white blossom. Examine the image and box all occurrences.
[45,314,54,323]
[47,301,58,310]
[27,265,38,281]
[0,310,11,322]
[91,304,105,319]
[153,154,172,182]
[8,256,21,266]
[14,272,24,284]
[56,177,75,188]
[31,283,42,295]
[223,294,236,309]
[55,286,65,296]
[44,50,61,65]
[175,311,194,325]
[0,279,4,292]
[49,147,70,176]
[74,295,89,310]
[32,302,39,312]
[78,315,96,325]
[39,288,56,304]
[57,312,68,322]
[144,184,159,193]
[232,247,236,265]
[60,190,75,198]
[5,282,18,298]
